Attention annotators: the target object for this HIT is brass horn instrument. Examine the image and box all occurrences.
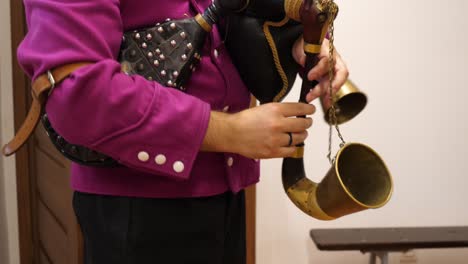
[282,0,393,220]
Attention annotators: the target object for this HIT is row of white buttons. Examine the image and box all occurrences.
[137,151,184,173]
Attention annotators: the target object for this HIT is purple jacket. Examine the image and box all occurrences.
[18,0,260,198]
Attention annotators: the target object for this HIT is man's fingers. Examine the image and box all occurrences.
[332,61,349,92]
[306,85,322,102]
[275,147,300,159]
[278,103,316,117]
[307,57,328,81]
[305,79,328,102]
[306,62,348,103]
[285,131,308,146]
[281,118,313,132]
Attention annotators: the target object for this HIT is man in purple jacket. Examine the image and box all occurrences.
[18,0,348,263]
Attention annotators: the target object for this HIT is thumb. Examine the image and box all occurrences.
[292,37,305,67]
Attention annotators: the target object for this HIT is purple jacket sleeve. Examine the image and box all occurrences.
[18,0,211,180]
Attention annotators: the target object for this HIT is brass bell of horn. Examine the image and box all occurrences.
[283,143,393,220]
[321,79,367,125]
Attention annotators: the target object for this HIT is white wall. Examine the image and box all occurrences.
[2,1,468,264]
[0,0,19,263]
[257,0,468,263]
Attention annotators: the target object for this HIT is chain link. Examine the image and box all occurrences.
[321,1,346,164]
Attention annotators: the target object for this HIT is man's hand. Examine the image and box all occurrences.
[292,37,349,110]
[202,103,316,159]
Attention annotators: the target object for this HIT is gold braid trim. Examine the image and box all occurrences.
[263,17,291,102]
[284,0,302,22]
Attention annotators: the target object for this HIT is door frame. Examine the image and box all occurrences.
[10,0,36,263]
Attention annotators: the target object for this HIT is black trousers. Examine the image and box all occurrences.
[73,191,246,264]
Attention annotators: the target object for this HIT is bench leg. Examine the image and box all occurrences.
[380,252,389,264]
[369,252,389,264]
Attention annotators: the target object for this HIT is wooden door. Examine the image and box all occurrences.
[11,2,84,263]
[10,1,255,264]
[32,127,83,264]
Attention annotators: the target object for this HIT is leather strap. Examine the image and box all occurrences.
[2,62,93,156]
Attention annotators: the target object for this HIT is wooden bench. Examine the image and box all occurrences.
[310,226,468,264]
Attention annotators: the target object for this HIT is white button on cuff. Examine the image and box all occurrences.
[222,105,230,112]
[227,157,234,167]
[155,154,167,165]
[173,161,185,173]
[214,49,219,58]
[138,151,150,162]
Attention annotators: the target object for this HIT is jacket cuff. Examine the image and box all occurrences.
[91,84,211,181]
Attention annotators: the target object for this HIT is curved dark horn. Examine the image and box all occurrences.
[282,0,393,220]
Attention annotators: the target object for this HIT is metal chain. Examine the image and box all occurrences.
[323,1,346,164]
